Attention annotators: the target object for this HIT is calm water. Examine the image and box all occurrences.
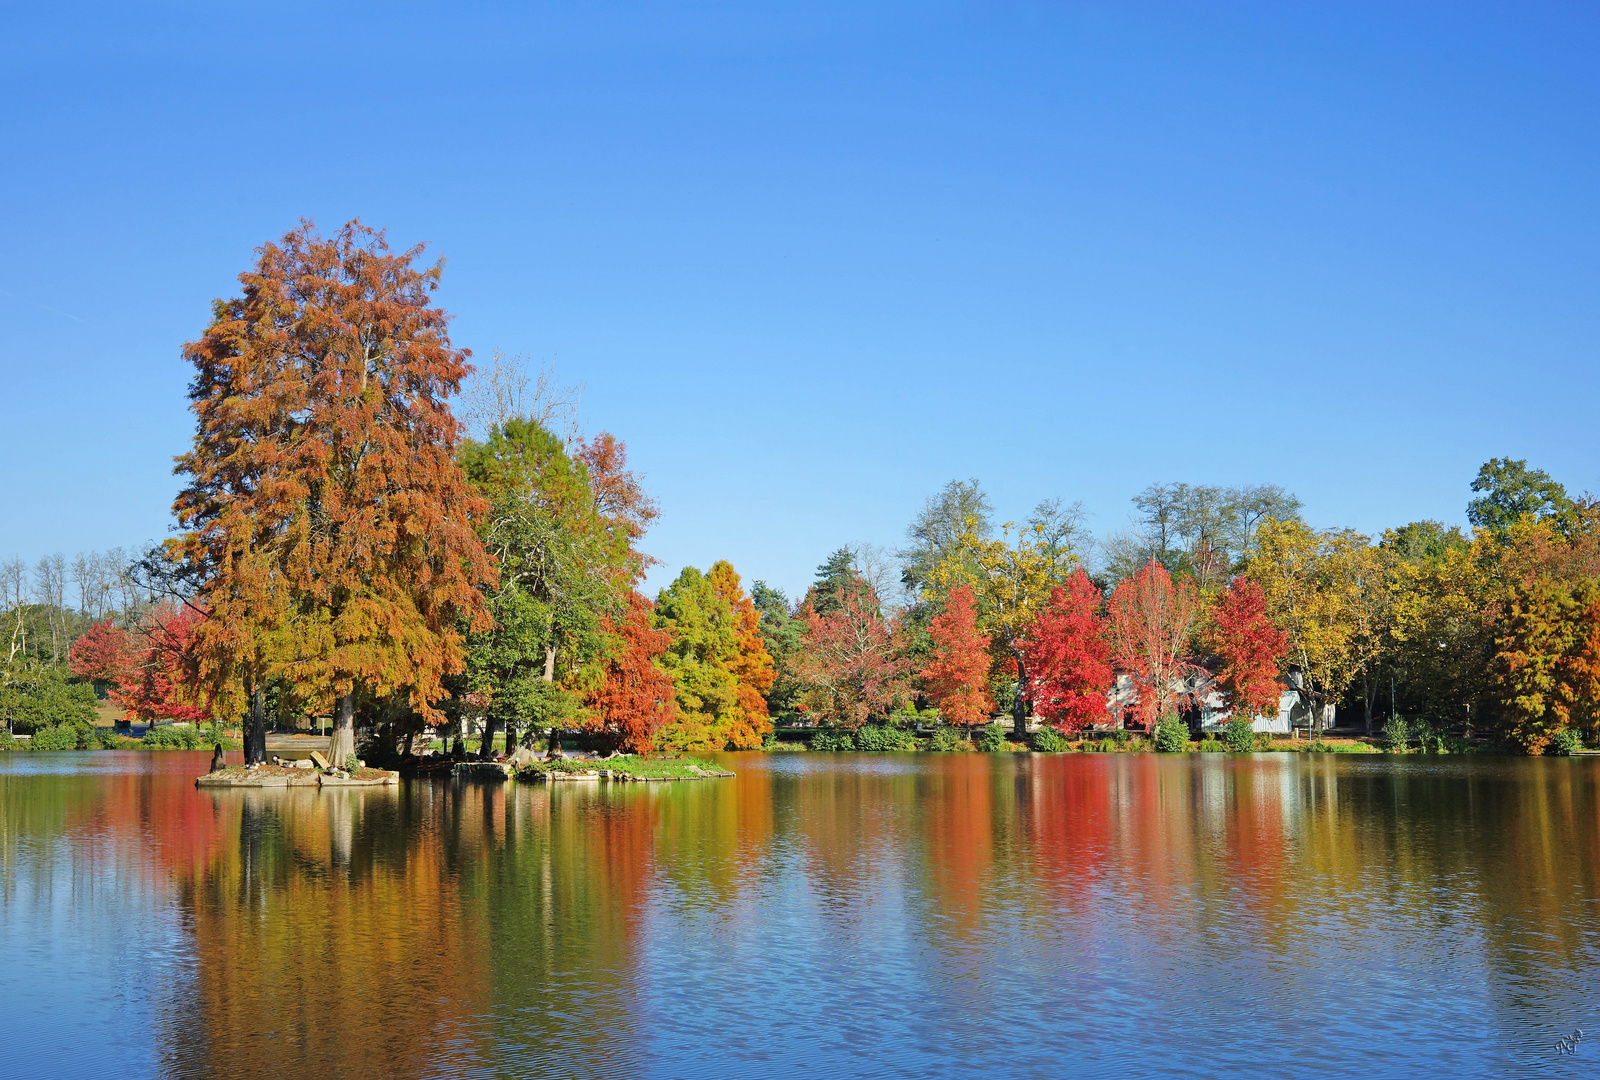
[1,751,1598,1079]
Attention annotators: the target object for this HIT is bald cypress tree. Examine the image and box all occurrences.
[174,221,494,765]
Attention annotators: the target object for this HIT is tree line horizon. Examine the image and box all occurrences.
[4,221,1598,760]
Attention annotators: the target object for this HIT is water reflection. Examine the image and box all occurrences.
[1,751,1597,1078]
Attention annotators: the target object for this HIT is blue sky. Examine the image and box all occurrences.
[2,2,1597,599]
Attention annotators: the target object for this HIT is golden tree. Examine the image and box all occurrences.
[929,519,1077,737]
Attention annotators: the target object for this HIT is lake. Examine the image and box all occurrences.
[1,750,1596,1078]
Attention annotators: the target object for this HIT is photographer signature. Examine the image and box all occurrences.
[1556,1028,1585,1056]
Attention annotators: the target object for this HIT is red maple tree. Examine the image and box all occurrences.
[69,619,134,685]
[113,604,213,723]
[1019,570,1112,732]
[1105,560,1203,728]
[794,578,911,728]
[919,585,994,726]
[584,590,677,752]
[1207,577,1288,719]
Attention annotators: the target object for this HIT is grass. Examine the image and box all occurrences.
[518,754,729,779]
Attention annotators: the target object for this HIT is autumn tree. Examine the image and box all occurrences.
[654,561,775,751]
[930,519,1078,737]
[1206,578,1288,720]
[583,591,676,752]
[174,220,494,766]
[113,603,213,724]
[1018,569,1112,733]
[1105,560,1203,729]
[918,584,993,726]
[68,619,133,686]
[1246,520,1394,734]
[793,576,911,728]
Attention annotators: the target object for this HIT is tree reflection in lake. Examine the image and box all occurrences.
[2,751,1598,1078]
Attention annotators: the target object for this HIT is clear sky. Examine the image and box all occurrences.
[3,2,1597,600]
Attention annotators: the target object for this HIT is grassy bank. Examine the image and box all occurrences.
[516,755,730,780]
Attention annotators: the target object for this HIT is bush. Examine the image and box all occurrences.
[1093,737,1118,753]
[1154,715,1190,753]
[855,725,917,752]
[1,671,99,735]
[1551,728,1586,757]
[1198,736,1226,752]
[143,725,205,750]
[0,729,12,750]
[1031,726,1071,753]
[1223,715,1256,753]
[928,726,971,752]
[1382,716,1411,753]
[977,725,1010,753]
[810,728,855,752]
[32,723,92,750]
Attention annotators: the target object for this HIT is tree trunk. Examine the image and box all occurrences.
[1011,655,1029,739]
[504,721,517,756]
[479,715,498,759]
[245,685,268,765]
[330,694,355,767]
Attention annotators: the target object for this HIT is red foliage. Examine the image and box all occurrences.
[1105,560,1203,728]
[576,432,662,579]
[113,604,213,723]
[1207,578,1288,719]
[585,591,677,752]
[794,578,911,728]
[919,585,994,726]
[1019,570,1113,732]
[69,619,134,685]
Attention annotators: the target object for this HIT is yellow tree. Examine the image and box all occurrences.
[1247,520,1394,733]
[929,519,1077,737]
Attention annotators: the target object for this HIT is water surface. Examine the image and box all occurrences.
[2,750,1597,1078]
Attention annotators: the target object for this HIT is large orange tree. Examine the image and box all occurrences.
[174,221,494,765]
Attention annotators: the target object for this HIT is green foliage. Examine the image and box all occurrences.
[1468,457,1574,537]
[977,725,1009,753]
[854,724,917,752]
[1198,736,1226,752]
[524,754,723,779]
[1551,727,1586,757]
[1154,715,1190,753]
[751,581,804,718]
[810,728,856,751]
[1223,715,1256,753]
[1031,725,1071,753]
[0,669,99,735]
[32,723,94,750]
[927,725,971,752]
[1383,715,1412,753]
[143,724,206,750]
[0,728,12,750]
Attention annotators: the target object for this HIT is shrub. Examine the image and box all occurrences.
[977,726,1010,753]
[928,726,971,752]
[1198,736,1226,752]
[1154,715,1190,753]
[1551,728,1585,757]
[855,725,917,752]
[810,728,855,752]
[0,729,12,750]
[32,723,91,751]
[1031,726,1071,753]
[143,725,204,750]
[2,671,99,735]
[1382,716,1411,753]
[1223,715,1256,753]
[1094,737,1118,753]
